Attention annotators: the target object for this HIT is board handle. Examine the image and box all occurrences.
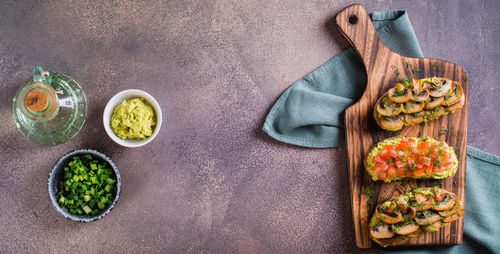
[336,4,389,72]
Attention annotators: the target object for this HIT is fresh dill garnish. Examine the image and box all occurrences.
[391,65,401,79]
[439,127,449,136]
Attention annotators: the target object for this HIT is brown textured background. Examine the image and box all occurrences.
[0,0,498,253]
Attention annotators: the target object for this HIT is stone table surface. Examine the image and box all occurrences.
[0,0,498,253]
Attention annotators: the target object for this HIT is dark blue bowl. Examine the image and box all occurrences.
[48,149,121,222]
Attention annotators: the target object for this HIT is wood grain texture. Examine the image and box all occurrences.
[336,5,469,249]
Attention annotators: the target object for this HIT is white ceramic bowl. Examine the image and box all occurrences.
[103,89,162,147]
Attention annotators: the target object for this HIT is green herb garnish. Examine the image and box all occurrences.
[430,179,442,187]
[433,159,441,167]
[57,155,117,215]
[393,89,405,97]
[439,127,449,136]
[391,65,401,79]
[413,68,421,74]
[362,186,375,210]
[401,77,412,88]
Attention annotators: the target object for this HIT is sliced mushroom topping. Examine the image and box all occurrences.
[370,222,396,239]
[424,96,445,109]
[439,201,459,217]
[388,83,413,103]
[442,81,464,106]
[376,95,403,116]
[375,205,403,224]
[405,227,423,239]
[404,111,425,125]
[411,79,430,102]
[385,202,397,213]
[374,236,405,248]
[445,94,465,113]
[396,196,409,210]
[412,79,424,93]
[411,90,430,102]
[442,200,464,223]
[433,192,456,211]
[414,193,434,211]
[415,211,442,225]
[369,188,464,247]
[391,222,420,235]
[402,100,425,114]
[427,78,452,97]
[423,221,442,232]
[424,106,446,120]
[401,206,416,220]
[433,187,447,201]
[375,113,404,131]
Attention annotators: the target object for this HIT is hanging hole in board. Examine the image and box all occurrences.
[349,15,358,25]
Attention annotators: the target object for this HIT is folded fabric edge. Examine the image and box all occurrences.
[262,120,345,148]
[466,146,500,165]
[370,10,406,21]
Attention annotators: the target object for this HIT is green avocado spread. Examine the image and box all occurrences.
[111,98,156,140]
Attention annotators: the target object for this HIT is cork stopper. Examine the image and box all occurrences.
[24,90,49,112]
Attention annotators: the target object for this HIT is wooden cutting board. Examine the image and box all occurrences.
[337,5,469,248]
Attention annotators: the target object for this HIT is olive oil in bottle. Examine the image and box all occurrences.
[12,66,87,145]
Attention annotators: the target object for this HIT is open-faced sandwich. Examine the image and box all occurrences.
[365,137,457,182]
[374,77,465,131]
[369,187,464,247]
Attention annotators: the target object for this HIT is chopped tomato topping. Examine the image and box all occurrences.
[373,155,385,164]
[434,166,446,172]
[397,140,409,150]
[396,167,405,176]
[384,145,395,150]
[395,160,404,169]
[379,149,390,160]
[378,172,387,179]
[417,141,432,152]
[370,137,454,180]
[407,138,417,148]
[380,163,389,172]
[388,149,397,158]
[425,166,433,174]
[413,167,424,176]
[371,165,383,173]
[387,168,396,178]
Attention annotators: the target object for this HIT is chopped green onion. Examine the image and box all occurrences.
[57,154,117,216]
[82,205,92,214]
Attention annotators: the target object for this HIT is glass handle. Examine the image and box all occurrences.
[33,66,44,82]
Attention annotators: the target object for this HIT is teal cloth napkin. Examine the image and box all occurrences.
[262,10,500,253]
[263,10,423,148]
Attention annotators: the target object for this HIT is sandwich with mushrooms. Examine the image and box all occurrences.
[369,187,464,247]
[374,77,465,131]
[365,137,458,182]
